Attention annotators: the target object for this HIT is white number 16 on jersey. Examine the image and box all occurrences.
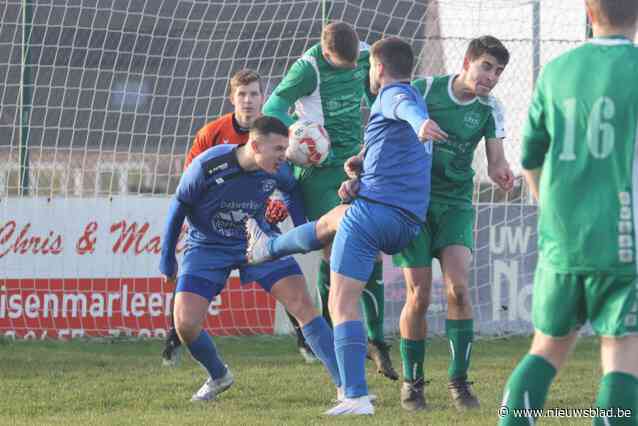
[559,96,615,161]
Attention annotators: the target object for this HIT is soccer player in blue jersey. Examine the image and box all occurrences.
[159,116,342,403]
[247,37,447,415]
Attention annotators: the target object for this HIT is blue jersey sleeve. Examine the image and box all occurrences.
[380,85,429,135]
[159,197,187,277]
[176,161,205,206]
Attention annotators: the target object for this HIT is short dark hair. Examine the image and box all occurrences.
[250,116,288,139]
[321,22,359,64]
[370,37,414,80]
[587,0,638,28]
[229,69,262,95]
[466,35,510,66]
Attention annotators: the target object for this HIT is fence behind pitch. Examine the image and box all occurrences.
[0,1,589,339]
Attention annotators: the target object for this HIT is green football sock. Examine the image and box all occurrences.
[446,319,474,380]
[400,338,425,382]
[593,372,638,426]
[361,261,384,343]
[317,259,332,327]
[498,354,556,426]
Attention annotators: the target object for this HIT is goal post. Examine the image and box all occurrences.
[1,1,589,340]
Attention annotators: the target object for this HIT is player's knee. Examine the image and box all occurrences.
[174,316,202,344]
[407,288,430,314]
[600,335,638,376]
[283,290,316,321]
[446,281,470,308]
[316,218,336,243]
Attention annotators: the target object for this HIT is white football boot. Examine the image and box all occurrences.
[191,368,234,402]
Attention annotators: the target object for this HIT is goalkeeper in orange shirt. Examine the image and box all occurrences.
[162,69,316,365]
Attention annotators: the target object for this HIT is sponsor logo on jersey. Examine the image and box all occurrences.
[261,179,276,194]
[211,209,251,238]
[463,112,481,129]
[212,162,229,173]
[326,99,341,111]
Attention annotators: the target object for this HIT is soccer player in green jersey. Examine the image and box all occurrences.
[263,21,398,380]
[392,35,514,411]
[499,1,638,425]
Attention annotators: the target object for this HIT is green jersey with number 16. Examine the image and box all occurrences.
[522,36,638,274]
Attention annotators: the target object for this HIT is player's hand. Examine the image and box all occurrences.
[418,118,448,142]
[265,197,289,224]
[338,178,360,203]
[344,155,363,179]
[489,164,515,192]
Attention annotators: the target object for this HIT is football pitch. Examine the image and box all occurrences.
[0,336,599,425]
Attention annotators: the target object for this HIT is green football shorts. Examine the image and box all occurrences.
[532,263,638,337]
[294,164,347,221]
[392,202,474,268]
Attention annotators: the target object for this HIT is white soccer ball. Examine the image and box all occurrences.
[286,120,331,167]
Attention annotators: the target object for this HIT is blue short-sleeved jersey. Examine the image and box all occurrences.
[358,83,432,221]
[166,144,297,270]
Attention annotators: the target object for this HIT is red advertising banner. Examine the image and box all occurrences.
[0,277,276,339]
[0,198,278,339]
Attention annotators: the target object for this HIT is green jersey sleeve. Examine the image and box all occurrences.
[263,58,318,126]
[271,59,318,104]
[521,76,551,170]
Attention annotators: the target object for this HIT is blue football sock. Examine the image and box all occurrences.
[187,330,227,380]
[302,316,341,387]
[334,320,368,398]
[270,221,323,258]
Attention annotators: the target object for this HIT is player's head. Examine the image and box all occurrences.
[321,22,360,69]
[229,69,264,128]
[461,35,509,97]
[249,116,289,174]
[585,0,638,33]
[369,37,414,95]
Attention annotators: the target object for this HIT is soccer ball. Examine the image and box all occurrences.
[286,120,331,167]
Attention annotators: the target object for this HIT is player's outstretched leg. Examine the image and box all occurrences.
[246,218,323,264]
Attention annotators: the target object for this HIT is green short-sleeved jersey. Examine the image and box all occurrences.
[267,43,371,166]
[412,75,506,206]
[521,36,638,274]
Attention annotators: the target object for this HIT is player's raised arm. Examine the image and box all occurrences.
[263,59,318,126]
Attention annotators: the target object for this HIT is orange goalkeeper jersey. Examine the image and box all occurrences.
[184,113,249,169]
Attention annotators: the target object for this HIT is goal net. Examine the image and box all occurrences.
[0,0,590,339]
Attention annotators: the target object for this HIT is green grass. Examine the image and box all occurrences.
[0,336,600,425]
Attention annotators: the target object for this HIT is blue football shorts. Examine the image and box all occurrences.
[330,198,421,282]
[176,246,302,302]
